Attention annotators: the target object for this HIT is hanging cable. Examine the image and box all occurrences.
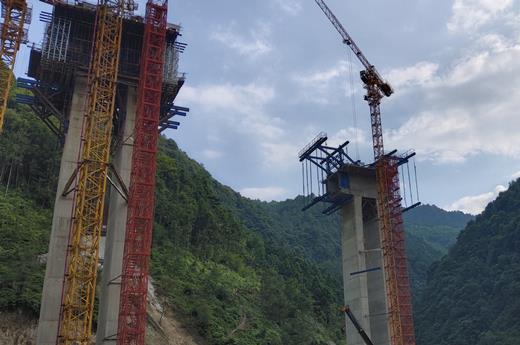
[347,48,360,161]
[407,161,413,204]
[316,162,320,197]
[302,161,305,198]
[305,161,309,198]
[319,151,325,196]
[309,156,314,198]
[401,164,407,207]
[414,158,420,202]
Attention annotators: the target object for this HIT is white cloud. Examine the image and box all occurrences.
[179,83,274,118]
[177,83,298,169]
[387,110,475,163]
[447,0,515,32]
[511,170,520,180]
[261,142,300,170]
[446,185,507,215]
[211,23,272,58]
[328,127,367,147]
[292,60,353,104]
[386,62,439,91]
[202,149,223,160]
[273,0,302,15]
[240,186,287,201]
[295,61,349,85]
[386,34,520,163]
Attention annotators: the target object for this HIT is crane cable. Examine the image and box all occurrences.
[346,48,360,161]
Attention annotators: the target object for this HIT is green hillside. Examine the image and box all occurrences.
[404,205,473,254]
[217,193,470,295]
[0,100,474,345]
[415,180,520,345]
[0,103,345,345]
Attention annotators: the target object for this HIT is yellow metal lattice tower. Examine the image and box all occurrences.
[0,0,27,132]
[58,1,130,344]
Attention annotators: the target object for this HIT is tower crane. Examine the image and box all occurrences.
[0,0,28,132]
[57,0,135,344]
[314,1,416,345]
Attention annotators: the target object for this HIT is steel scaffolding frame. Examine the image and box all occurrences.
[376,157,415,345]
[57,1,129,344]
[0,0,28,132]
[117,2,167,345]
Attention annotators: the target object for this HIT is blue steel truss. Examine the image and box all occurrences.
[299,132,420,215]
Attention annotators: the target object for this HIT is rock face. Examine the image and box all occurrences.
[146,279,208,345]
[0,312,38,345]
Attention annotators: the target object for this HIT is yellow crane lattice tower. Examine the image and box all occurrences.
[58,1,132,344]
[0,0,27,132]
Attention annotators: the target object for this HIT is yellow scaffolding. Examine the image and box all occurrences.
[0,0,27,132]
[58,1,127,344]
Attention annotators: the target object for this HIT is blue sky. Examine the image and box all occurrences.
[16,0,520,214]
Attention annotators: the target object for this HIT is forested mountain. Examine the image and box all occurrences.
[0,103,345,345]
[404,205,473,254]
[217,193,471,295]
[0,99,473,345]
[415,180,520,345]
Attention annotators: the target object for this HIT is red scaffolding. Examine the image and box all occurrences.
[117,1,167,345]
[377,157,416,345]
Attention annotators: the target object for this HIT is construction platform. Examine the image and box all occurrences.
[18,1,187,142]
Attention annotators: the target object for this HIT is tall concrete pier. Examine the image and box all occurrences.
[21,3,186,345]
[333,166,390,345]
[96,86,137,345]
[36,76,88,345]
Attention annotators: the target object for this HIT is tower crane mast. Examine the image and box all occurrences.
[0,0,28,132]
[314,1,416,345]
[57,0,135,344]
[314,0,392,160]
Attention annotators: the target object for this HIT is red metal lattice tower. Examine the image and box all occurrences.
[117,1,167,345]
[376,157,416,345]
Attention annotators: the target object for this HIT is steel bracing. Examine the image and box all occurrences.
[0,0,28,132]
[58,1,129,344]
[117,1,167,345]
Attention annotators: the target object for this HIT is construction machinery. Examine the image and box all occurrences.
[341,306,375,345]
[117,1,167,345]
[315,1,416,344]
[0,0,29,132]
[58,0,135,344]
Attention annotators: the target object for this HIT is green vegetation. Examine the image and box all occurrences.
[415,180,520,345]
[217,195,470,297]
[0,191,51,314]
[0,101,345,344]
[404,205,473,254]
[152,139,344,344]
[1,97,483,345]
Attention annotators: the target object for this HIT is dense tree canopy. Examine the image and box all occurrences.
[415,180,520,345]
